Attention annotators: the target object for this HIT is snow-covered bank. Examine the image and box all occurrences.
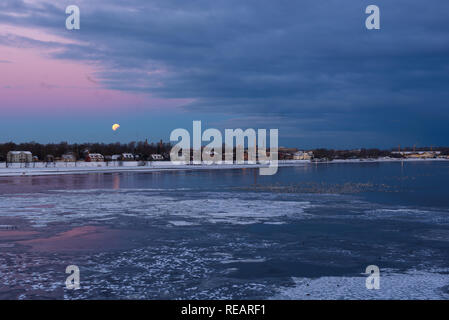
[0,160,304,177]
[0,158,447,177]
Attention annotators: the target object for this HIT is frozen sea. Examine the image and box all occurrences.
[0,161,448,299]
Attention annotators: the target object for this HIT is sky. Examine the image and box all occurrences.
[0,0,448,148]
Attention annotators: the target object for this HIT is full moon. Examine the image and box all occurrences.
[112,124,120,131]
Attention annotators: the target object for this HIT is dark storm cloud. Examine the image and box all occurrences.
[1,0,448,146]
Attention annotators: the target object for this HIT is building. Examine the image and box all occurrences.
[85,153,104,162]
[150,154,164,160]
[61,153,77,162]
[111,153,135,161]
[278,147,298,160]
[391,151,441,159]
[293,151,313,160]
[7,151,33,163]
[121,153,134,161]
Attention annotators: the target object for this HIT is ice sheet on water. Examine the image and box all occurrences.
[2,188,449,228]
[0,189,313,227]
[272,269,449,300]
[363,208,449,225]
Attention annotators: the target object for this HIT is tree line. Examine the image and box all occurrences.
[0,141,447,162]
[0,141,173,161]
[311,147,449,160]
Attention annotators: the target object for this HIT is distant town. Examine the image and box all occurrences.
[1,140,448,166]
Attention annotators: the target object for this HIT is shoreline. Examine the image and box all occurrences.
[0,158,447,177]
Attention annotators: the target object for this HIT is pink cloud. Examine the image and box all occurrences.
[0,44,192,115]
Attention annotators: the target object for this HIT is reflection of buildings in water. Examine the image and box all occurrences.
[113,173,120,190]
[17,226,122,252]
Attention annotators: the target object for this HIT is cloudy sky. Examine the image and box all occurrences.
[0,0,448,148]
